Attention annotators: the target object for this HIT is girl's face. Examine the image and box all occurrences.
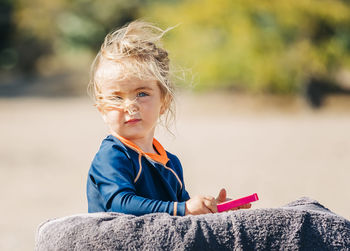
[98,74,165,145]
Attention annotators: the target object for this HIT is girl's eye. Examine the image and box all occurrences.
[106,96,123,104]
[110,95,123,101]
[137,92,149,97]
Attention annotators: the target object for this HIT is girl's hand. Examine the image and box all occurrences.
[185,195,218,215]
[216,188,252,211]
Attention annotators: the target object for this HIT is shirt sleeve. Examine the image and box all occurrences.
[176,191,189,216]
[168,153,191,202]
[89,142,184,216]
[167,154,190,216]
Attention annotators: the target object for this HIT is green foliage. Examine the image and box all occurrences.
[2,0,350,94]
[0,0,144,74]
[145,0,350,93]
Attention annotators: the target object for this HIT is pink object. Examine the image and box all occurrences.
[217,193,259,212]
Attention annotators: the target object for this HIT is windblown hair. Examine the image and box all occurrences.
[89,20,176,127]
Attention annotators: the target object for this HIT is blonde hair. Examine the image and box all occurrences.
[89,20,176,127]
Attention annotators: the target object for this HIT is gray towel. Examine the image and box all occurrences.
[35,197,350,250]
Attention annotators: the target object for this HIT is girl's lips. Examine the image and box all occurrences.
[125,119,141,124]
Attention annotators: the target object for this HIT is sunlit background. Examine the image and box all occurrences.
[1,0,350,250]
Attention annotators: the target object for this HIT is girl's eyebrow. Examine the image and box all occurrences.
[110,90,123,95]
[110,87,153,95]
[134,86,153,91]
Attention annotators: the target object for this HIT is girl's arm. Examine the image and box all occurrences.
[88,144,187,216]
[110,191,186,216]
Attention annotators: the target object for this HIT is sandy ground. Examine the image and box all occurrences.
[0,93,350,250]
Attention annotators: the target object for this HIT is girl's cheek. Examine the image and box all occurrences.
[106,110,122,123]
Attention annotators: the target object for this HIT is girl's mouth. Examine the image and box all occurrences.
[125,119,141,124]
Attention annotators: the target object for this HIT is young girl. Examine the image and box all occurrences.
[86,20,251,216]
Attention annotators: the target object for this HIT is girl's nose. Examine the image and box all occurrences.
[123,99,138,115]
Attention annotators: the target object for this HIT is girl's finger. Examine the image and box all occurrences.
[204,196,215,201]
[236,203,252,210]
[229,203,252,211]
[240,203,252,209]
[216,188,227,203]
[204,198,218,213]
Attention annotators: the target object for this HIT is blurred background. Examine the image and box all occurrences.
[1,0,350,250]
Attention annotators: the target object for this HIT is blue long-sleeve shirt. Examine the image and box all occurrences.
[87,135,190,216]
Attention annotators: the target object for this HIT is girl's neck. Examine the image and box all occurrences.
[112,132,156,154]
[131,137,156,154]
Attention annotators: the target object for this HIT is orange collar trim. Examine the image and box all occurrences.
[115,135,169,166]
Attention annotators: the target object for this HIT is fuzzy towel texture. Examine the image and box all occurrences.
[36,197,350,250]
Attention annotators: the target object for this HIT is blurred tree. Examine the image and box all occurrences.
[145,0,350,94]
[0,0,143,76]
[0,0,17,71]
[2,0,350,97]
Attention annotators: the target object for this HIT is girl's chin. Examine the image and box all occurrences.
[112,131,150,140]
[111,125,155,141]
